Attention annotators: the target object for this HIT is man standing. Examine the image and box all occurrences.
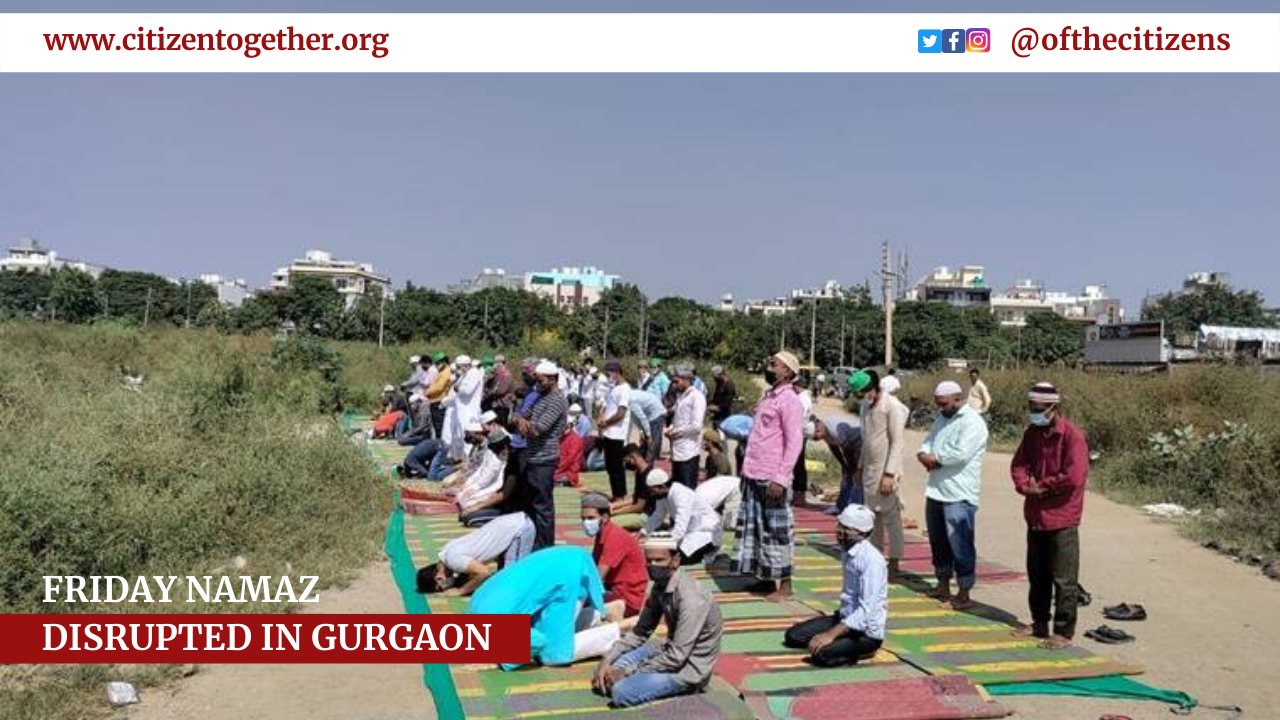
[709,365,736,428]
[511,360,569,550]
[593,536,723,708]
[444,355,485,461]
[917,381,989,611]
[645,359,671,401]
[734,351,805,600]
[424,352,453,436]
[849,369,909,576]
[782,505,887,667]
[791,376,814,506]
[968,368,992,415]
[598,360,633,501]
[483,354,516,426]
[1011,382,1089,650]
[401,354,427,396]
[665,364,707,489]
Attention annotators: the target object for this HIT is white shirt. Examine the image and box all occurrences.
[602,381,632,441]
[695,475,740,513]
[455,448,506,511]
[645,483,720,556]
[839,539,889,640]
[797,389,814,416]
[670,386,707,462]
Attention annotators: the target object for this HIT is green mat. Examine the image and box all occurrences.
[984,675,1195,710]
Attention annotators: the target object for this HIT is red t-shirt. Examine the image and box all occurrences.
[373,410,405,437]
[592,521,647,614]
[554,430,584,486]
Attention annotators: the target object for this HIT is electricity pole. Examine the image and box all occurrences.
[378,290,387,348]
[881,240,895,368]
[185,280,192,328]
[638,298,646,358]
[602,305,610,357]
[143,287,153,328]
[839,315,847,366]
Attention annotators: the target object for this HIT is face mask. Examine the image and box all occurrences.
[1029,411,1052,427]
[838,535,859,551]
[940,406,959,419]
[763,369,778,385]
[647,565,673,585]
[582,519,601,538]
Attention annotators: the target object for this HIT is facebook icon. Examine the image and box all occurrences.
[940,28,966,53]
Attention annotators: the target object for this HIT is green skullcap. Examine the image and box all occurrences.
[847,370,873,393]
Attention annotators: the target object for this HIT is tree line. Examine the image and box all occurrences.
[2,266,1272,370]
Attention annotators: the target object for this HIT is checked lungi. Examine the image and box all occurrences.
[731,477,794,581]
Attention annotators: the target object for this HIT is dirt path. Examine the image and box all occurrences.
[816,398,1278,719]
[127,560,436,720]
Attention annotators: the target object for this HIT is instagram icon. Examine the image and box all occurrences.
[966,28,991,52]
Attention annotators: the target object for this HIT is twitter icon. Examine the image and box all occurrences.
[918,29,942,53]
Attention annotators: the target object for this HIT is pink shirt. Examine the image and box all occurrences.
[741,383,804,486]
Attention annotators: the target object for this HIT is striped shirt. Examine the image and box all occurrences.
[521,389,568,466]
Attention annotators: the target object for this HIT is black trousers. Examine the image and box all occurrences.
[679,541,715,566]
[783,615,882,667]
[602,437,628,500]
[671,458,699,489]
[1027,526,1080,639]
[791,439,809,500]
[524,461,557,550]
[429,402,446,437]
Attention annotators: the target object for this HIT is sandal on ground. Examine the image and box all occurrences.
[1077,585,1092,607]
[1103,603,1147,621]
[1084,626,1135,644]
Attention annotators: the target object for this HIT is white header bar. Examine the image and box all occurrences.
[2,13,1277,72]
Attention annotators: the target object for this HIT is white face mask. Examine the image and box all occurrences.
[582,519,601,538]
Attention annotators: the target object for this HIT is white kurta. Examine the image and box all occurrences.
[646,483,720,556]
[442,367,486,458]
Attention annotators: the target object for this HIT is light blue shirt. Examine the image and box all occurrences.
[646,371,671,400]
[630,391,666,432]
[839,539,888,640]
[918,404,989,506]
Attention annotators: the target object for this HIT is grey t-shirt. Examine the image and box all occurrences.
[439,512,535,572]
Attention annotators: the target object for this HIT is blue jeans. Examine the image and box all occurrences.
[925,498,978,591]
[836,472,865,512]
[609,644,690,708]
[403,439,442,479]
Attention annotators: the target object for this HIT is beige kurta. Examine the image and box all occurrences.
[858,393,910,512]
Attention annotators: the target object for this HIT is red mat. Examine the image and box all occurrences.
[745,675,1010,720]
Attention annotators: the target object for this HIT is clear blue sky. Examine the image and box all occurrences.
[2,0,1277,315]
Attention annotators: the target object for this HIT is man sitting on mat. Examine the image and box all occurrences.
[782,504,887,667]
[642,469,721,566]
[415,510,536,597]
[582,492,648,633]
[593,535,723,708]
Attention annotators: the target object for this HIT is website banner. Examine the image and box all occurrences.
[2,13,1278,72]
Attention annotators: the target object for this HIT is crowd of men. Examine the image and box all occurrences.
[378,348,1090,707]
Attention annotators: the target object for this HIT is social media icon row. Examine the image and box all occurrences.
[918,28,990,53]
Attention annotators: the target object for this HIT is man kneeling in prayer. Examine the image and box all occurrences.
[593,535,723,708]
[415,510,535,597]
[782,504,887,666]
[582,492,648,634]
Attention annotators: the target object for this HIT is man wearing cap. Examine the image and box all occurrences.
[665,364,707,489]
[510,360,569,550]
[401,355,428,396]
[483,355,516,425]
[849,369,910,575]
[642,359,670,401]
[702,428,733,479]
[917,380,989,611]
[709,366,736,429]
[598,360,633,501]
[813,412,862,516]
[629,385,666,465]
[555,408,587,488]
[443,355,485,461]
[416,509,536,597]
[425,352,453,437]
[783,505,887,666]
[643,469,721,565]
[735,351,806,600]
[593,535,723,708]
[1011,382,1089,650]
[582,492,648,633]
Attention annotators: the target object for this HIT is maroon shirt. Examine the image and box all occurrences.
[1010,417,1090,531]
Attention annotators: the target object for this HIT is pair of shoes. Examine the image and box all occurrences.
[1084,626,1135,644]
[1103,603,1146,621]
[822,506,840,516]
[1078,585,1092,607]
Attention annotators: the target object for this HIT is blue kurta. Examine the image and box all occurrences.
[467,545,605,670]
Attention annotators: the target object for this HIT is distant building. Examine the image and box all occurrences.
[741,298,797,317]
[270,249,391,309]
[1,238,106,278]
[717,293,736,313]
[907,265,991,308]
[1183,271,1232,293]
[789,280,846,302]
[447,268,525,294]
[992,280,1123,327]
[200,274,250,308]
[524,265,619,310]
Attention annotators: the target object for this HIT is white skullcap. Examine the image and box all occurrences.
[464,420,485,433]
[382,384,396,393]
[804,421,816,440]
[409,355,421,364]
[1029,382,1062,404]
[879,375,901,395]
[479,410,498,424]
[535,360,559,376]
[644,533,679,552]
[456,355,473,366]
[494,354,506,363]
[935,380,964,397]
[838,504,876,533]
[568,403,583,414]
[645,468,672,487]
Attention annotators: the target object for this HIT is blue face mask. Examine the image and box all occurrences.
[582,519,601,538]
[1029,411,1052,427]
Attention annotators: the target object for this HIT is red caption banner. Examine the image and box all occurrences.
[0,614,531,664]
